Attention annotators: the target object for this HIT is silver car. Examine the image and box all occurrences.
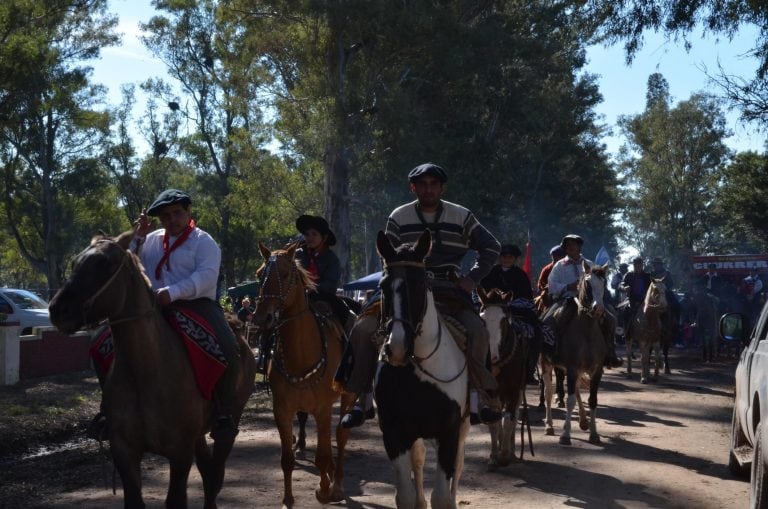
[723,301,768,508]
[0,288,52,335]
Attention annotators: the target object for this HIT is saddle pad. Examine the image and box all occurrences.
[88,308,227,400]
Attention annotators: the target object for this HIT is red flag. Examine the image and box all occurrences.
[522,241,532,280]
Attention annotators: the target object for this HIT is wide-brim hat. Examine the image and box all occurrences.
[147,189,192,216]
[500,244,522,257]
[560,234,583,249]
[296,215,336,246]
[408,163,448,183]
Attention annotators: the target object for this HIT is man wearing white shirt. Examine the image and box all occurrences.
[134,189,241,443]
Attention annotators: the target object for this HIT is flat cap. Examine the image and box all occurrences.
[550,245,565,258]
[408,163,448,183]
[560,234,583,249]
[632,256,644,264]
[146,189,191,216]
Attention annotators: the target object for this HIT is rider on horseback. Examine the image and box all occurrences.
[340,163,503,427]
[136,189,241,443]
[543,234,622,368]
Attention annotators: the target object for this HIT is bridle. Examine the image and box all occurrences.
[381,259,466,384]
[78,241,154,327]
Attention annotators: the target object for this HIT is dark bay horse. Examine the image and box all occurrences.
[49,231,256,509]
[478,289,527,468]
[252,242,355,508]
[374,230,470,509]
[541,262,608,445]
[626,278,668,383]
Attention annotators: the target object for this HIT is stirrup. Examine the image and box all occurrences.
[341,407,366,429]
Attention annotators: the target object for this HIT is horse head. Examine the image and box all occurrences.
[50,230,146,333]
[644,278,668,314]
[253,241,314,330]
[478,288,512,367]
[376,229,431,366]
[577,261,608,317]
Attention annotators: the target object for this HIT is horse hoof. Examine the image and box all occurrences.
[546,427,555,436]
[329,486,345,503]
[664,367,671,375]
[640,377,648,384]
[557,400,565,409]
[579,421,589,431]
[537,403,545,410]
[589,435,601,444]
[315,489,333,505]
[559,435,572,446]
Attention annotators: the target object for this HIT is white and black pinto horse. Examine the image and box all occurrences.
[374,230,470,509]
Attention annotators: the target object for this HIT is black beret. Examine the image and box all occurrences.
[296,215,336,246]
[408,163,448,183]
[560,234,583,249]
[500,244,522,257]
[146,189,192,216]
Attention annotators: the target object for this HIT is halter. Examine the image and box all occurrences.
[381,259,466,383]
[257,252,326,387]
[79,243,154,327]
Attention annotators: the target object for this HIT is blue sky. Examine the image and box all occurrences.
[91,0,766,159]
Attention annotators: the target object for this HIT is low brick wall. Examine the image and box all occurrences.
[18,327,92,380]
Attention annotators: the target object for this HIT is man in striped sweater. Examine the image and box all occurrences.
[341,162,503,427]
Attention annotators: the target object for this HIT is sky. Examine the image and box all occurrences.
[92,1,767,159]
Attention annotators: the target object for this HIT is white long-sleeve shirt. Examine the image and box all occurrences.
[548,255,593,299]
[136,227,221,302]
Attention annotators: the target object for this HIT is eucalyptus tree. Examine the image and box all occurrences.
[0,0,122,294]
[618,73,730,276]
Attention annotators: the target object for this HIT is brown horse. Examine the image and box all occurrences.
[478,289,527,468]
[626,278,668,384]
[252,242,355,508]
[48,231,256,509]
[541,262,608,445]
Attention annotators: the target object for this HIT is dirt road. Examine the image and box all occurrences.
[11,349,750,508]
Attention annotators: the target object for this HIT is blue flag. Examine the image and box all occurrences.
[594,246,611,265]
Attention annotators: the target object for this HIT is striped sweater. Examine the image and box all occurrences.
[385,199,500,284]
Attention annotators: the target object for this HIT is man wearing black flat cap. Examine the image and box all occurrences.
[132,188,241,443]
[620,256,652,342]
[341,162,503,427]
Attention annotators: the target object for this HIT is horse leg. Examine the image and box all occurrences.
[500,400,519,466]
[576,380,589,432]
[555,368,565,408]
[587,367,604,444]
[543,362,555,436]
[640,342,651,384]
[110,439,145,509]
[451,416,470,499]
[390,442,421,509]
[663,340,672,374]
[559,369,577,446]
[626,331,633,378]
[166,456,194,509]
[275,410,296,508]
[433,426,461,509]
[488,420,501,468]
[313,406,335,504]
[653,340,662,380]
[330,392,356,503]
[294,411,307,455]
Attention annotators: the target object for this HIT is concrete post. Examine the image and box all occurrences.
[0,321,21,385]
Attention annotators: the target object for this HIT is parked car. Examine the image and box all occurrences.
[722,301,768,507]
[0,288,52,335]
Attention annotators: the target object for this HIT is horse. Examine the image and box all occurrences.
[478,288,527,468]
[541,262,608,445]
[48,231,256,509]
[374,230,470,509]
[533,293,565,410]
[626,278,668,384]
[251,241,355,508]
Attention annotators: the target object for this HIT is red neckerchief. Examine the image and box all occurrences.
[155,219,196,280]
[305,245,326,281]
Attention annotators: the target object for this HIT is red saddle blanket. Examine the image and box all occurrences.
[89,307,228,400]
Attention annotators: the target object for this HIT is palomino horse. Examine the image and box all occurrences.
[49,231,256,509]
[541,262,609,445]
[252,242,355,508]
[478,289,527,468]
[375,230,470,509]
[626,278,668,384]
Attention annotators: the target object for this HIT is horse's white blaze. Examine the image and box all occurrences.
[480,305,505,364]
[386,278,407,365]
[587,273,605,314]
[411,291,468,413]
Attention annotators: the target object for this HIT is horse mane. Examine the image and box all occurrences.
[293,258,317,291]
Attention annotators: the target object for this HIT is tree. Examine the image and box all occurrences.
[714,151,768,251]
[589,0,768,126]
[0,0,122,295]
[618,73,730,277]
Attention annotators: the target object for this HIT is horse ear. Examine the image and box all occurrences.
[258,242,271,260]
[115,229,135,249]
[286,241,300,258]
[583,260,591,273]
[376,231,397,261]
[413,229,432,261]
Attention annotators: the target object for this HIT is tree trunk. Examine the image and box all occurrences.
[324,146,350,286]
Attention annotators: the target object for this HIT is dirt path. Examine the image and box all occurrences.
[8,349,750,508]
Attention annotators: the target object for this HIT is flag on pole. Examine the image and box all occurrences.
[522,241,532,280]
[595,246,611,265]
